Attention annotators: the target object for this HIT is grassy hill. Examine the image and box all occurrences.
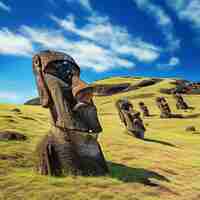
[1,77,200,200]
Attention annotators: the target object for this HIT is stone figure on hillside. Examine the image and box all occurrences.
[138,102,150,117]
[173,93,189,110]
[116,98,146,139]
[156,97,183,119]
[32,50,108,176]
[156,97,172,118]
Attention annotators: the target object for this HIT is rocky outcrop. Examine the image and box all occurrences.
[24,98,40,105]
[25,78,163,105]
[94,83,131,96]
[11,108,21,113]
[185,126,196,132]
[160,81,200,95]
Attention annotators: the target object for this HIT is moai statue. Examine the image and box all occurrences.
[116,99,146,139]
[156,97,172,118]
[138,102,150,117]
[32,50,109,176]
[173,93,189,110]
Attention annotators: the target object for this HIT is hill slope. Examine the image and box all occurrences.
[1,77,200,200]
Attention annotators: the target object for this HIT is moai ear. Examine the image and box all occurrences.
[32,55,51,108]
[33,55,42,72]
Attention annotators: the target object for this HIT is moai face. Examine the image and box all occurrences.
[32,50,80,108]
[139,102,145,108]
[156,97,162,107]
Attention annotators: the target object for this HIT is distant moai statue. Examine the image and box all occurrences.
[32,50,108,176]
[116,99,146,139]
[139,102,150,117]
[173,93,189,110]
[156,97,172,118]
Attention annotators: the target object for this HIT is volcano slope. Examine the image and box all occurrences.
[1,77,200,200]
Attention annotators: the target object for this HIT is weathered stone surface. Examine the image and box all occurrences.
[156,97,172,118]
[173,93,189,110]
[33,50,109,176]
[116,99,146,139]
[0,131,27,141]
[139,102,150,117]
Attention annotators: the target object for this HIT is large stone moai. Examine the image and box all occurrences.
[138,102,150,117]
[156,97,172,118]
[32,50,108,176]
[116,99,146,139]
[173,93,189,110]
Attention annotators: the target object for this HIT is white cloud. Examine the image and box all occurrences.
[133,0,180,51]
[79,0,92,11]
[157,57,180,70]
[65,0,93,11]
[169,57,180,66]
[0,90,38,103]
[70,41,134,72]
[0,28,33,56]
[50,13,161,62]
[0,91,20,102]
[0,1,11,12]
[20,25,134,72]
[115,39,160,62]
[168,0,200,29]
[21,26,70,50]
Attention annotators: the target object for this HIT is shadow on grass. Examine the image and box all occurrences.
[183,113,200,119]
[143,138,176,148]
[20,116,36,121]
[148,114,157,117]
[108,162,169,186]
[186,106,195,110]
[124,130,176,148]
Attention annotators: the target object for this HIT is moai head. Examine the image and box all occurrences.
[139,102,145,107]
[121,98,133,112]
[156,97,162,107]
[160,97,166,103]
[156,97,161,102]
[139,102,149,117]
[32,50,80,108]
[173,92,180,99]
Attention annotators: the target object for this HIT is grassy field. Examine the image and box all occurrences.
[1,77,200,200]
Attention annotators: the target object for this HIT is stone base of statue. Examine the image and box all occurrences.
[35,127,109,176]
[160,112,172,118]
[176,102,189,110]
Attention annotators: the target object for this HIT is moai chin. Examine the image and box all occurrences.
[32,50,109,176]
[116,99,146,139]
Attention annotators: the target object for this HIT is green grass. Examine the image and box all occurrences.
[1,77,200,200]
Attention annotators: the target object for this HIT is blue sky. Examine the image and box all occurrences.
[0,0,200,103]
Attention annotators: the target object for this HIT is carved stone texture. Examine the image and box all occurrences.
[33,50,108,176]
[116,99,145,139]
